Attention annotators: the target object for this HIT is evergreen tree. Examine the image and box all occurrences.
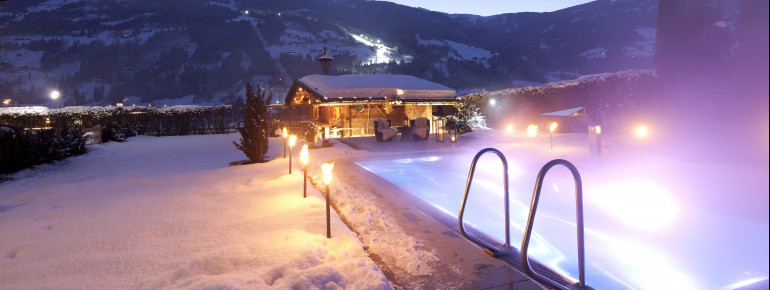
[233,83,272,163]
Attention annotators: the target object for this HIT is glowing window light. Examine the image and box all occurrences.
[527,124,539,137]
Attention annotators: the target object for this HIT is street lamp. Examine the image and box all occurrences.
[527,124,539,138]
[282,127,288,158]
[506,124,513,144]
[636,125,648,163]
[322,162,334,238]
[50,90,60,109]
[300,144,309,198]
[288,134,297,174]
[549,122,558,150]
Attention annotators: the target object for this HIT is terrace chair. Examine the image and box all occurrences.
[410,117,430,141]
[373,118,396,142]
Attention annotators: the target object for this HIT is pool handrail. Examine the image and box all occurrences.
[458,148,511,255]
[521,159,589,290]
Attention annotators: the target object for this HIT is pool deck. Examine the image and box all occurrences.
[335,135,545,289]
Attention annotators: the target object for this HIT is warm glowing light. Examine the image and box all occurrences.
[549,122,558,133]
[300,144,308,165]
[2,99,10,105]
[50,90,60,100]
[596,125,601,134]
[116,103,123,107]
[282,127,287,138]
[322,162,334,185]
[288,135,297,147]
[636,125,648,138]
[45,118,50,124]
[527,124,539,137]
[506,124,513,133]
[450,136,456,142]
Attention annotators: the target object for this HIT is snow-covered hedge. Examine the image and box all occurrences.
[0,124,86,174]
[0,105,234,137]
[469,70,657,133]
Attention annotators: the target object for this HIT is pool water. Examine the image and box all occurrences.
[356,153,769,289]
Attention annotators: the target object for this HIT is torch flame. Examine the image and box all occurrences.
[300,144,308,165]
[322,162,334,185]
[507,124,513,133]
[550,122,558,133]
[282,127,287,138]
[289,135,297,147]
[527,124,539,137]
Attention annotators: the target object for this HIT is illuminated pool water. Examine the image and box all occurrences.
[356,153,769,289]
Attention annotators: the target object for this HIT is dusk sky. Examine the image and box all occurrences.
[382,0,595,16]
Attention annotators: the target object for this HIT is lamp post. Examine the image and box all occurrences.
[322,162,334,238]
[549,122,558,150]
[288,135,297,174]
[636,125,648,163]
[50,90,60,109]
[506,124,513,144]
[300,144,308,198]
[282,127,288,158]
[527,124,539,138]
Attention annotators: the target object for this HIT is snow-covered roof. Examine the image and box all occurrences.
[294,74,457,103]
[540,107,585,117]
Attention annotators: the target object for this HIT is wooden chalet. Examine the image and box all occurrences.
[284,74,458,138]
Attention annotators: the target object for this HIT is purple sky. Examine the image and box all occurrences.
[382,0,594,16]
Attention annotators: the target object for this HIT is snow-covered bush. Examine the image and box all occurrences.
[0,124,86,174]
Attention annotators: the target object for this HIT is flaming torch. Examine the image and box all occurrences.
[322,162,335,238]
[282,127,288,158]
[288,134,297,174]
[300,144,308,198]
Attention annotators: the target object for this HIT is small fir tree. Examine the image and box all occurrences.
[233,83,272,163]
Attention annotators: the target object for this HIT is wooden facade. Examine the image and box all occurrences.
[284,74,457,137]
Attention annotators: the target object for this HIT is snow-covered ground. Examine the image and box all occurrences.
[0,134,391,289]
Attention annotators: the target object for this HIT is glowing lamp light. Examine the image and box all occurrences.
[282,127,288,138]
[636,125,648,138]
[2,99,10,105]
[549,122,558,133]
[507,124,513,133]
[50,90,59,100]
[282,127,288,159]
[527,124,539,137]
[489,99,496,106]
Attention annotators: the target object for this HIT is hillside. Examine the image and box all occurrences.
[0,0,657,106]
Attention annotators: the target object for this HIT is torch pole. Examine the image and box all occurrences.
[326,184,331,238]
[550,132,553,150]
[283,138,286,158]
[289,146,292,174]
[303,164,307,198]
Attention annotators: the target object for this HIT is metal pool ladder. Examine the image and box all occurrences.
[521,159,589,290]
[458,148,590,290]
[458,148,513,256]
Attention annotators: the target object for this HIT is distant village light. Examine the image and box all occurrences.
[489,99,496,106]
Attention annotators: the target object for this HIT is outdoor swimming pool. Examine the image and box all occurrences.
[356,152,769,289]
